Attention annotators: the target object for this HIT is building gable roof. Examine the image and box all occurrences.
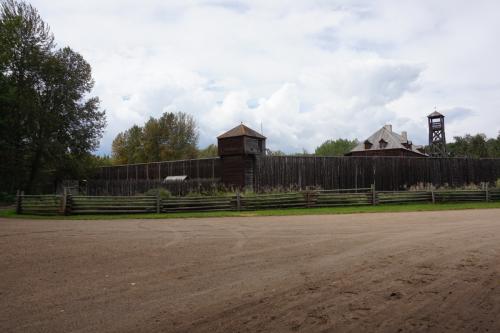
[217,124,266,139]
[350,125,426,155]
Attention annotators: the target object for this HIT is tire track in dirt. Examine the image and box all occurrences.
[136,220,183,248]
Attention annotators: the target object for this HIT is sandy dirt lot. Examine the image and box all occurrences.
[1,209,500,332]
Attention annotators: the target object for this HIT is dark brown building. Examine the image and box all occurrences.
[217,124,266,188]
[346,124,426,157]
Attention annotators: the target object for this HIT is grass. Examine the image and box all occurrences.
[1,201,500,220]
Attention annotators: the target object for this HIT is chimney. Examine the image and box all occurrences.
[401,131,407,142]
[384,124,392,132]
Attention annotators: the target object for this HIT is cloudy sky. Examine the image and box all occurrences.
[32,0,500,154]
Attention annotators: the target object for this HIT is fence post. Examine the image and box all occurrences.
[16,190,22,214]
[156,192,161,214]
[61,188,68,215]
[485,185,489,202]
[236,190,241,211]
[371,184,377,205]
[431,190,435,204]
[66,192,72,215]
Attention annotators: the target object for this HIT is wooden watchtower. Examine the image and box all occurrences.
[428,110,446,157]
[217,124,266,189]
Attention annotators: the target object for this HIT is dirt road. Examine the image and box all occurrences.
[1,209,500,332]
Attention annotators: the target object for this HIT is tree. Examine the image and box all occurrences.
[198,144,218,158]
[157,112,198,160]
[314,138,359,156]
[447,134,489,158]
[111,111,198,164]
[53,153,113,182]
[486,133,500,158]
[0,0,105,193]
[111,125,145,164]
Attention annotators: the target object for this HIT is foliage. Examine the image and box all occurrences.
[144,188,171,199]
[265,148,286,156]
[0,0,105,193]
[111,125,145,164]
[447,133,500,158]
[314,138,359,156]
[198,144,218,158]
[54,154,113,181]
[0,192,15,205]
[111,112,198,164]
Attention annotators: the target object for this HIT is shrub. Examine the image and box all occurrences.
[144,188,171,199]
[0,192,15,206]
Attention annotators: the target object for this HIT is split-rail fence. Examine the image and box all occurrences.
[15,187,500,216]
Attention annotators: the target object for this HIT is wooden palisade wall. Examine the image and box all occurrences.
[254,156,500,191]
[92,156,500,193]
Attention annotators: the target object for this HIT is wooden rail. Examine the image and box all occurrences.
[16,187,500,215]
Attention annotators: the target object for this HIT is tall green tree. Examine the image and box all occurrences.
[314,138,359,156]
[111,125,145,164]
[111,111,198,164]
[0,0,105,193]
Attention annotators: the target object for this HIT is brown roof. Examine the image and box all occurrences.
[349,124,427,156]
[217,124,266,139]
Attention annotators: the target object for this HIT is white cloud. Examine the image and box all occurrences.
[31,0,500,154]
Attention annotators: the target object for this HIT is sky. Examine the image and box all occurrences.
[31,0,500,154]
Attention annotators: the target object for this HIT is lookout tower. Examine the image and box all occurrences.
[217,123,266,189]
[427,110,446,157]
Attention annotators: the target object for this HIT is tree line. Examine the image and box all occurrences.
[447,133,500,158]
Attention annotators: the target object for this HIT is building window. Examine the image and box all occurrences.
[364,140,372,150]
[379,139,388,149]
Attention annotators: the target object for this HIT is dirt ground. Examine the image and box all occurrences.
[1,210,500,333]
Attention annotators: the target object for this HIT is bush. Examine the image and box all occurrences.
[144,188,171,199]
[0,192,15,206]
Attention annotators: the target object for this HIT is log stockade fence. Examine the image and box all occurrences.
[97,158,220,181]
[16,186,500,216]
[254,156,500,191]
[89,156,500,195]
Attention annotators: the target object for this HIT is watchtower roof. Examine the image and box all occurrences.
[428,111,444,118]
[217,123,266,139]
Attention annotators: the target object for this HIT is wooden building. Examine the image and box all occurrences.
[428,110,447,157]
[346,124,426,157]
[217,123,266,188]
